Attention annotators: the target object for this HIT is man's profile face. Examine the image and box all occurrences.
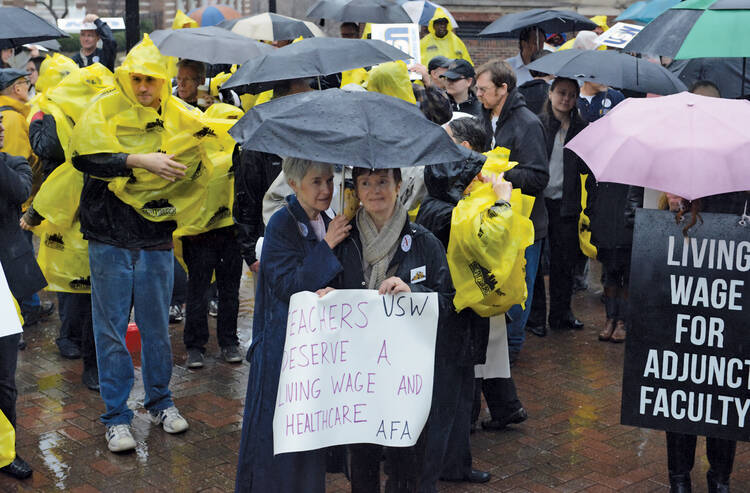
[80,30,100,51]
[176,66,200,103]
[433,19,449,38]
[475,71,505,110]
[130,73,164,108]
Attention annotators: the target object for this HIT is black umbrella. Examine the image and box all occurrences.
[149,26,274,65]
[307,0,412,23]
[0,7,69,47]
[526,49,687,95]
[479,9,598,38]
[222,37,411,93]
[229,89,472,168]
[217,13,324,41]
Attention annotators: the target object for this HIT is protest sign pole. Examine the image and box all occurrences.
[125,0,140,52]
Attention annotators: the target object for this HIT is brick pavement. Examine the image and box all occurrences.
[1,270,748,492]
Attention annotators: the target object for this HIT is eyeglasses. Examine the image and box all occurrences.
[15,78,31,88]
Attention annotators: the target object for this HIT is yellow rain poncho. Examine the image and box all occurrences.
[420,9,472,68]
[557,17,609,51]
[366,60,416,104]
[33,53,79,97]
[578,174,597,259]
[70,34,216,226]
[172,9,199,29]
[448,148,535,317]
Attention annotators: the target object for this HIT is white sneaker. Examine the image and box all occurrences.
[106,424,136,452]
[151,406,189,434]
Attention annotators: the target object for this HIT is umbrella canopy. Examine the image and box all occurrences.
[222,37,411,93]
[0,7,69,48]
[218,13,324,41]
[526,49,687,95]
[400,1,458,28]
[624,0,750,58]
[229,89,472,168]
[307,0,412,23]
[615,0,680,24]
[188,5,241,27]
[565,92,750,201]
[149,26,274,65]
[479,9,598,38]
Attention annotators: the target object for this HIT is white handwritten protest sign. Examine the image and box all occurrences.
[0,262,23,339]
[273,289,438,454]
[369,23,421,79]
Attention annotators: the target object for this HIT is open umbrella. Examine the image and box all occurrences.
[149,26,274,65]
[219,13,324,41]
[526,49,687,95]
[222,37,411,93]
[229,89,472,168]
[0,7,69,47]
[307,0,412,23]
[624,0,750,95]
[565,92,750,200]
[479,9,598,38]
[187,5,241,26]
[400,1,458,28]
[615,0,680,24]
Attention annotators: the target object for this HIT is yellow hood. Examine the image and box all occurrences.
[115,34,173,109]
[427,8,453,35]
[366,61,416,105]
[35,53,78,94]
[172,10,199,29]
[590,15,609,32]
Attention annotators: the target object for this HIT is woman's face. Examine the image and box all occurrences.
[290,167,334,216]
[550,80,578,114]
[25,61,39,86]
[356,170,400,218]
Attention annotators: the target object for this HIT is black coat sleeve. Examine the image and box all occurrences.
[72,152,130,178]
[232,148,272,265]
[0,154,32,206]
[624,186,644,229]
[502,117,549,196]
[95,18,117,72]
[29,114,66,176]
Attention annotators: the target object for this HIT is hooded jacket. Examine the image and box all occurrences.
[420,12,473,68]
[483,88,549,240]
[366,60,417,105]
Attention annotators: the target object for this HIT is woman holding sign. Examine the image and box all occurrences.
[235,157,350,493]
[321,166,454,492]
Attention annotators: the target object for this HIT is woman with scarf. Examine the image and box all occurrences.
[319,166,454,492]
[235,157,351,493]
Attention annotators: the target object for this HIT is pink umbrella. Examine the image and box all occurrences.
[565,91,750,201]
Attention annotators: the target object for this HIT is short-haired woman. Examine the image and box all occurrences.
[235,157,351,493]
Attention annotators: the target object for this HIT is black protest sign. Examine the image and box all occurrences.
[621,209,750,441]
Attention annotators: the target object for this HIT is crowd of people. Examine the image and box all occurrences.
[0,7,747,493]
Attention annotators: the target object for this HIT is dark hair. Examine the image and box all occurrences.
[528,50,549,78]
[27,56,44,73]
[689,80,721,97]
[542,77,580,117]
[341,22,359,32]
[518,26,546,50]
[448,117,489,152]
[176,59,206,82]
[352,168,402,188]
[475,59,516,92]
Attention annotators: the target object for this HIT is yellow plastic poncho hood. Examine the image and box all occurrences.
[172,9,199,29]
[366,61,416,104]
[35,53,78,95]
[71,34,215,225]
[420,8,473,67]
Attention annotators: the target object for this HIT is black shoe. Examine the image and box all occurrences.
[0,456,32,479]
[481,407,528,430]
[669,474,691,493]
[21,301,55,328]
[527,325,547,337]
[57,339,81,359]
[707,471,729,493]
[39,301,55,319]
[441,469,491,483]
[82,365,100,392]
[17,334,26,351]
[550,317,584,331]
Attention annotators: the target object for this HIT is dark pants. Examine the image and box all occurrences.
[419,363,473,491]
[539,198,578,325]
[666,431,736,484]
[350,439,425,493]
[478,376,522,422]
[182,227,242,351]
[0,333,21,429]
[56,292,97,367]
[599,247,632,322]
[172,256,187,306]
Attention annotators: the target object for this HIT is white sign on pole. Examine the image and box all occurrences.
[0,263,23,339]
[57,17,125,33]
[369,23,421,79]
[273,289,438,455]
[597,22,644,49]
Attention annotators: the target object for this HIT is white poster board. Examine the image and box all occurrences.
[369,23,421,79]
[597,22,644,49]
[57,17,125,33]
[273,289,438,455]
[0,262,23,338]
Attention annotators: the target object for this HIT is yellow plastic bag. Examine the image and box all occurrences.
[32,162,82,229]
[448,149,535,317]
[578,173,598,259]
[0,409,14,468]
[34,221,91,293]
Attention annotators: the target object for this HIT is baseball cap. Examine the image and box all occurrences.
[441,59,474,80]
[0,68,29,91]
[427,55,451,72]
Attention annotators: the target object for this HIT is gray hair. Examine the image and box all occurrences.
[282,157,333,185]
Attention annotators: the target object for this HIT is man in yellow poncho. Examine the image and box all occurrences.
[70,35,195,454]
[420,10,473,69]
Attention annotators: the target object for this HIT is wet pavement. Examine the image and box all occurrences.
[2,264,748,492]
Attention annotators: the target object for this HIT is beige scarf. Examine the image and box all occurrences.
[356,202,408,290]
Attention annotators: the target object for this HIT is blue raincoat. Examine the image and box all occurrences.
[235,195,343,493]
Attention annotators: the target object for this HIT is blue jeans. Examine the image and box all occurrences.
[88,241,175,425]
[507,239,543,354]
